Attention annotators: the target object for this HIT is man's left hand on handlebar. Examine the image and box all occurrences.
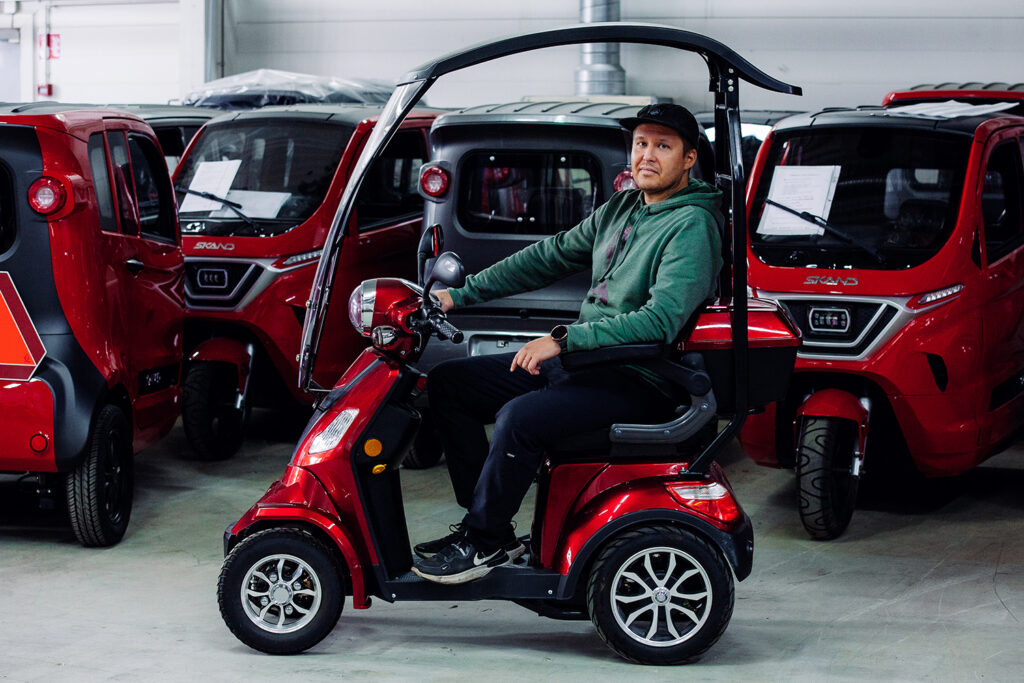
[510,335,561,375]
[434,289,454,313]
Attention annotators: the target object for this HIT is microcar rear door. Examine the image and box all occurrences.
[106,127,185,428]
[978,133,1024,448]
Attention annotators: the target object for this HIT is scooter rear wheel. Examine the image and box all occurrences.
[587,525,734,665]
[796,416,859,540]
[218,528,344,654]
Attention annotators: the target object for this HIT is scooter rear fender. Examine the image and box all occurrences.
[188,338,252,393]
[556,480,754,599]
[223,465,370,609]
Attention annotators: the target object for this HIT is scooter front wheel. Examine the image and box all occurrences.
[218,528,345,654]
[796,416,860,540]
[587,525,734,665]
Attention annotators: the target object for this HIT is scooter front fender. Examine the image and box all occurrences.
[795,388,870,473]
[188,338,252,393]
[225,466,370,609]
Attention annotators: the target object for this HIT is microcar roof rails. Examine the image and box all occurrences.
[299,23,801,469]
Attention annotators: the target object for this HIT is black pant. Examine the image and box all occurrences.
[428,352,672,550]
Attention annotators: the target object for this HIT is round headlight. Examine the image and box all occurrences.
[348,280,376,337]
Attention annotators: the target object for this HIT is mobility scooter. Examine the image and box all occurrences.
[0,103,184,546]
[174,104,439,459]
[217,24,802,664]
[739,85,1024,539]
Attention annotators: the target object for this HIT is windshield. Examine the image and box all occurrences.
[175,120,354,237]
[750,127,971,269]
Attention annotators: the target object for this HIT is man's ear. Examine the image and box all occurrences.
[683,146,698,172]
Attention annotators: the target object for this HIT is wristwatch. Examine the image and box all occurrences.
[550,324,569,352]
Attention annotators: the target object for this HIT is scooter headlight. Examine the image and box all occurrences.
[348,280,376,337]
[308,408,359,454]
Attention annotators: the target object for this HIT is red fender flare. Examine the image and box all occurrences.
[795,388,870,466]
[188,337,252,392]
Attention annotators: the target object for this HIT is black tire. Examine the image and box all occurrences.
[402,412,444,469]
[587,525,735,665]
[182,361,246,461]
[796,416,860,540]
[218,528,345,655]
[66,405,134,547]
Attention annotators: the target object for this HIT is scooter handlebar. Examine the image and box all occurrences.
[429,314,464,344]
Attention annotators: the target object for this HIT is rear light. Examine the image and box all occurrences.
[666,481,742,526]
[613,169,636,192]
[28,177,66,214]
[908,283,963,309]
[308,408,359,454]
[420,165,449,198]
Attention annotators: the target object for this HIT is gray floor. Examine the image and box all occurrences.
[3,416,1024,681]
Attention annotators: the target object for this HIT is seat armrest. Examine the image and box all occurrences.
[560,343,669,371]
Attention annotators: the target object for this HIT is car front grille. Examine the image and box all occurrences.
[185,260,264,308]
[770,296,906,360]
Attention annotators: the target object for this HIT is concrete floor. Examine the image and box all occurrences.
[3,416,1024,681]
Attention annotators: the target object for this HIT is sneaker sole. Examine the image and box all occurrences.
[411,557,511,585]
[506,542,526,562]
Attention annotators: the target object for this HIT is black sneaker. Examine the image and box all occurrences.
[411,537,510,584]
[413,523,466,559]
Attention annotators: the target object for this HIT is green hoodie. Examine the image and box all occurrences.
[450,179,725,389]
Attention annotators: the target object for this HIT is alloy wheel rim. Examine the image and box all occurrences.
[240,553,322,633]
[610,545,712,647]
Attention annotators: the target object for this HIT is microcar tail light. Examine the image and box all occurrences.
[420,165,449,198]
[308,408,359,454]
[613,169,636,192]
[28,177,66,215]
[666,481,741,526]
[908,283,963,309]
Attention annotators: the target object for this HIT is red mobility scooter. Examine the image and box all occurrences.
[0,103,184,546]
[739,86,1024,539]
[174,104,438,459]
[217,25,802,664]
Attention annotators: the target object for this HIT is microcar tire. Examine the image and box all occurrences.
[66,405,134,547]
[182,361,246,461]
[587,525,734,665]
[796,416,860,540]
[218,528,345,655]
[402,412,444,469]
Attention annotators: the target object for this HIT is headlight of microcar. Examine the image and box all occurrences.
[348,280,376,337]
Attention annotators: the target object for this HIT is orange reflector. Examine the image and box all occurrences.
[372,464,386,475]
[364,439,383,457]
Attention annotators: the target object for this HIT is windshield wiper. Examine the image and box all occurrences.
[765,199,884,264]
[175,186,257,230]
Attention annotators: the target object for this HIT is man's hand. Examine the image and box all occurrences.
[511,335,561,375]
[434,289,454,312]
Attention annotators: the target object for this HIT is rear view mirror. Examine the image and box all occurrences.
[424,251,465,292]
[417,224,444,285]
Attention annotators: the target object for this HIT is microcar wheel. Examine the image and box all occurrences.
[218,528,345,655]
[403,412,443,469]
[796,416,860,540]
[587,525,734,665]
[182,361,246,461]
[66,405,134,547]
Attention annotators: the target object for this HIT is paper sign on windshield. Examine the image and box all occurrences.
[757,165,841,236]
[885,100,1016,120]
[179,160,242,213]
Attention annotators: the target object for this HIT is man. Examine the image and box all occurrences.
[412,103,724,584]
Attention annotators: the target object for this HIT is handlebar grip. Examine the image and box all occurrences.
[432,317,464,344]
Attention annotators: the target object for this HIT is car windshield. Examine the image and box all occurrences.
[749,127,971,269]
[175,120,353,237]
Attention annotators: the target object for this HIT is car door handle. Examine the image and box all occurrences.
[125,258,145,274]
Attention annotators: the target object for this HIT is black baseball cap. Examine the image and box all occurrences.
[620,103,700,149]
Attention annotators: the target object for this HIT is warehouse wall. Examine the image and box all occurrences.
[8,0,1024,112]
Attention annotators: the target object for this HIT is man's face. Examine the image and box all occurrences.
[630,123,698,198]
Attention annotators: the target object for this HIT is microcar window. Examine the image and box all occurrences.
[457,151,601,236]
[749,127,971,270]
[982,142,1024,264]
[0,160,13,254]
[175,120,353,238]
[128,134,177,243]
[87,133,119,233]
[107,131,140,236]
[355,130,427,233]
